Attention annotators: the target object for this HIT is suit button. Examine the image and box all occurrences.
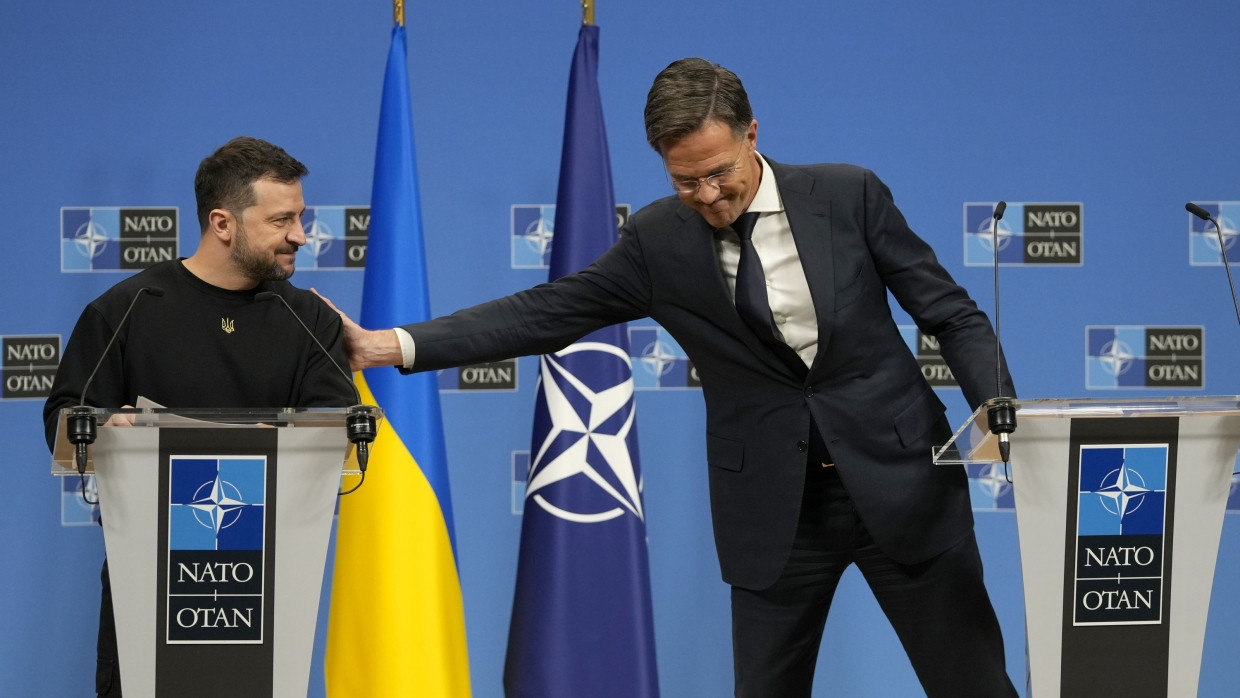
[804,386,816,398]
[796,440,808,452]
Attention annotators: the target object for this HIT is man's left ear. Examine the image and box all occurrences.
[205,208,234,243]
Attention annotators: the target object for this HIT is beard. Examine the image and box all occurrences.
[231,221,295,282]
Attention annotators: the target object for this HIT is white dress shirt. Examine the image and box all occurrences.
[715,153,818,368]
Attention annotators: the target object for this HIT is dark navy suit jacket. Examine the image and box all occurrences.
[403,159,1015,590]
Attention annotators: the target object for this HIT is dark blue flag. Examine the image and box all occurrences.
[502,24,660,698]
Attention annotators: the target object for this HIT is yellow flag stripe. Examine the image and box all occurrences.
[325,373,471,697]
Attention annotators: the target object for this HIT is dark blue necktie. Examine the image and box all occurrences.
[732,212,777,340]
[731,212,808,377]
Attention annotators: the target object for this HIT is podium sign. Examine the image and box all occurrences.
[53,407,377,698]
[936,397,1239,697]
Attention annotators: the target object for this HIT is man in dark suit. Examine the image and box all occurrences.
[333,58,1017,696]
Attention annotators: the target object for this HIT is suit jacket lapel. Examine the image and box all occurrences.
[770,160,836,376]
[671,202,801,378]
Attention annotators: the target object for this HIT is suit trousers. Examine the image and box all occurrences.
[97,559,121,697]
[730,463,1017,697]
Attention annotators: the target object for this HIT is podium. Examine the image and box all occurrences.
[935,397,1239,697]
[51,406,380,698]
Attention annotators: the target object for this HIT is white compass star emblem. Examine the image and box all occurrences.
[640,339,677,377]
[1097,339,1134,376]
[188,477,248,534]
[527,342,643,524]
[976,218,1014,252]
[1095,464,1149,520]
[303,218,335,258]
[74,221,110,259]
[522,215,555,260]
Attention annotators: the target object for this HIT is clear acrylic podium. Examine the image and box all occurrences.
[51,406,380,698]
[935,397,1240,697]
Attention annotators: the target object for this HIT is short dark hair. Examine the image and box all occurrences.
[644,58,753,154]
[194,136,308,230]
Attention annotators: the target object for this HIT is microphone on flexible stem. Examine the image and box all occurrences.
[255,291,377,479]
[69,286,165,503]
[985,202,1016,465]
[1186,202,1240,330]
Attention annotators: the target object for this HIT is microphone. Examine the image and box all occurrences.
[68,286,165,499]
[1186,202,1240,329]
[255,291,377,475]
[985,202,1016,464]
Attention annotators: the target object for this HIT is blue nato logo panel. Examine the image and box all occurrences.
[61,207,178,272]
[296,206,369,270]
[169,457,266,551]
[1073,444,1168,625]
[1077,445,1167,537]
[511,205,556,268]
[964,201,1082,266]
[61,476,100,526]
[1188,202,1240,266]
[1086,325,1204,390]
[1086,326,1147,389]
[628,325,698,390]
[510,204,631,269]
[167,456,266,642]
[61,208,121,271]
[965,202,1025,266]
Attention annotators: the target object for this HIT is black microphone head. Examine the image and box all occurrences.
[993,201,1007,221]
[254,291,278,302]
[143,286,166,297]
[1186,202,1213,222]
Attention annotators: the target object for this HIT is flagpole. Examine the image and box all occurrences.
[395,0,404,26]
[582,0,594,26]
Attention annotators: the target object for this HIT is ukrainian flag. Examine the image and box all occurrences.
[325,22,471,697]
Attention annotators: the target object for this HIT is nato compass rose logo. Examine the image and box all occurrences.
[303,217,336,260]
[964,202,1018,265]
[169,457,265,551]
[967,462,1014,509]
[74,220,110,260]
[187,476,250,534]
[510,205,556,268]
[1096,338,1135,378]
[639,339,678,378]
[1189,202,1240,266]
[526,342,644,523]
[975,215,1015,254]
[1093,463,1150,522]
[1078,445,1167,536]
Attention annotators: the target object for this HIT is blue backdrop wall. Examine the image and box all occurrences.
[3,1,1240,696]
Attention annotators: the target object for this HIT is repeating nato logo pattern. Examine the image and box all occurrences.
[60,207,178,272]
[964,202,1082,266]
[1188,202,1240,266]
[1086,325,1204,389]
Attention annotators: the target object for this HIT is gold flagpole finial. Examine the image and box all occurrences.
[582,0,594,26]
[395,0,405,27]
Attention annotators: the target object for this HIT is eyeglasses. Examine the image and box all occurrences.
[668,143,749,195]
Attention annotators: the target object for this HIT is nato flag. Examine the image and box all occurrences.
[503,23,660,698]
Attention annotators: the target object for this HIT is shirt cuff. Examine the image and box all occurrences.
[393,327,416,368]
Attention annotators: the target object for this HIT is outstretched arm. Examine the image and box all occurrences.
[312,290,405,371]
